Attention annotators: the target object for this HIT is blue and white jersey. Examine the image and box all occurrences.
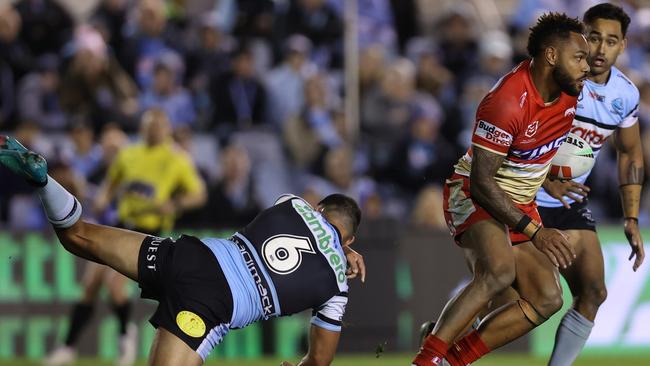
[201,194,349,332]
[536,66,640,208]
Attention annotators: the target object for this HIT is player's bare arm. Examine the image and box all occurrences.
[541,177,590,209]
[282,325,341,366]
[471,146,575,268]
[613,122,645,270]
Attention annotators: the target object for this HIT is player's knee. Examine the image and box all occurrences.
[534,285,563,318]
[582,284,607,307]
[480,264,516,296]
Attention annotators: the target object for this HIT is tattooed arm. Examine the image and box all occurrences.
[613,123,645,271]
[470,146,574,268]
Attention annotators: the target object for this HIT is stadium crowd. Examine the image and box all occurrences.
[2,0,650,232]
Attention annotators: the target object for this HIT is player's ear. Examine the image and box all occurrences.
[544,46,558,67]
[619,37,627,55]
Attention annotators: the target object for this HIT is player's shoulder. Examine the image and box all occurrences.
[480,61,530,116]
[609,66,640,103]
[273,193,312,207]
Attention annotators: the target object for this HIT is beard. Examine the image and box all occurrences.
[553,63,581,97]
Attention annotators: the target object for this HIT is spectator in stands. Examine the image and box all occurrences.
[303,145,380,215]
[232,0,275,40]
[120,0,183,89]
[361,58,417,174]
[209,43,268,140]
[0,4,35,82]
[68,120,103,179]
[140,51,196,129]
[185,15,233,128]
[14,0,73,57]
[17,54,66,131]
[199,143,262,228]
[381,98,456,193]
[284,73,343,171]
[358,44,387,97]
[411,185,447,229]
[90,0,129,55]
[59,25,139,133]
[280,0,343,68]
[265,34,316,128]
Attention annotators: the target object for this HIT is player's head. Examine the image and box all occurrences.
[583,3,630,77]
[140,107,172,146]
[317,193,362,246]
[527,12,590,96]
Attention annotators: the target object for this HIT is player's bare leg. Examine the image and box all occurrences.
[148,328,203,366]
[413,219,516,364]
[441,241,563,365]
[548,230,604,366]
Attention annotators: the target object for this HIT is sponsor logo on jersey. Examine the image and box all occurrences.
[525,120,539,137]
[511,134,567,160]
[144,237,165,271]
[293,201,347,284]
[474,120,513,147]
[570,125,606,147]
[611,98,624,117]
[564,107,576,117]
[233,236,276,316]
[589,91,605,102]
[176,310,206,338]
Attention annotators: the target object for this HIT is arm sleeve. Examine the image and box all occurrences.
[311,292,348,332]
[471,94,521,155]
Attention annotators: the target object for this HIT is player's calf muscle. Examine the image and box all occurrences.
[54,221,105,264]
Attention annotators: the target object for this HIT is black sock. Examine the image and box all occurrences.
[64,303,94,346]
[112,301,132,335]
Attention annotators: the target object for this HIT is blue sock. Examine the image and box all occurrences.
[548,308,594,366]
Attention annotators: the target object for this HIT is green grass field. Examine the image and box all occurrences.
[3,354,650,366]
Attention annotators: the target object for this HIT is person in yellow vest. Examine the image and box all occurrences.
[44,108,206,366]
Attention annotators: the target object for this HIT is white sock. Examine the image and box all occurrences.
[37,175,82,228]
[548,308,594,366]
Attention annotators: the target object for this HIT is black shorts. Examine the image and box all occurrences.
[538,199,597,232]
[137,235,234,360]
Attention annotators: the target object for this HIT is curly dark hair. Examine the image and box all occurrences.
[583,3,631,36]
[527,12,584,58]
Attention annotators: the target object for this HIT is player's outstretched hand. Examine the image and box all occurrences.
[532,228,576,269]
[624,218,645,271]
[542,178,590,209]
[343,247,366,283]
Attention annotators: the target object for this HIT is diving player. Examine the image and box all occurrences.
[0,135,366,366]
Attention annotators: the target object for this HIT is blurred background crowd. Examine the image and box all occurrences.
[2,0,650,232]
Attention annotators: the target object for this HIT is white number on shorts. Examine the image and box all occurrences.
[262,235,315,275]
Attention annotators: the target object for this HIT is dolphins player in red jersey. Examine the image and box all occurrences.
[412,13,590,366]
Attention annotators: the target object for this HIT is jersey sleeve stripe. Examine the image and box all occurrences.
[316,312,343,326]
[311,316,342,332]
[625,103,639,118]
[471,143,508,156]
[574,115,617,130]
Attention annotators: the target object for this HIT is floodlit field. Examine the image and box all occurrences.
[3,354,650,366]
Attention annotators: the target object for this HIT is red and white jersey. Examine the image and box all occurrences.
[454,60,579,204]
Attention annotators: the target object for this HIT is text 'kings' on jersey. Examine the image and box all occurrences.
[201,194,348,332]
[454,60,579,204]
[536,66,640,207]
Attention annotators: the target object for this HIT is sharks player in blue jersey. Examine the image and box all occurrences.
[0,135,367,366]
[537,4,645,365]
